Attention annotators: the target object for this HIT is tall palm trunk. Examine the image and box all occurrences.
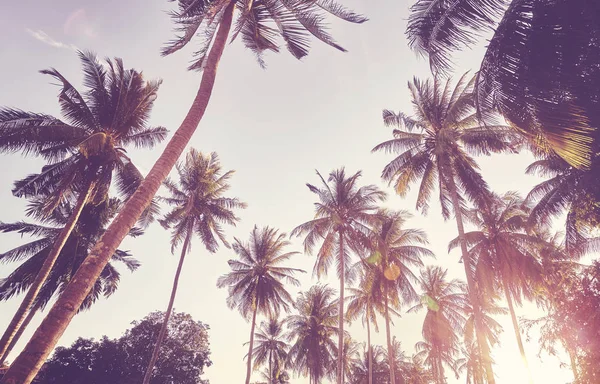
[268,349,272,384]
[142,228,192,384]
[337,231,345,384]
[384,283,396,384]
[0,177,94,364]
[561,338,578,383]
[245,304,258,384]
[566,345,579,384]
[0,4,236,384]
[0,300,42,366]
[366,314,372,384]
[501,276,533,384]
[445,173,495,384]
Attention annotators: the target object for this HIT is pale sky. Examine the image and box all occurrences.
[0,1,575,383]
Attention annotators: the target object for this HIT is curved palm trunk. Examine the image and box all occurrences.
[445,175,495,384]
[245,305,258,384]
[337,231,345,384]
[501,276,533,384]
[142,229,192,384]
[366,314,372,384]
[0,300,42,366]
[0,178,94,364]
[384,284,396,384]
[0,4,236,384]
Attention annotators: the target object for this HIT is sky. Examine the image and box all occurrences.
[0,1,576,383]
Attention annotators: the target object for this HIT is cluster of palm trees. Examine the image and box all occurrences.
[213,74,597,384]
[0,0,599,383]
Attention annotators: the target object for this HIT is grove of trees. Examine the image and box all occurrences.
[0,0,599,384]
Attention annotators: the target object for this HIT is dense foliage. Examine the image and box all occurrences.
[35,312,211,384]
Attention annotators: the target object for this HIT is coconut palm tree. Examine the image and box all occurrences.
[348,345,388,384]
[406,0,600,170]
[525,154,599,256]
[449,192,543,381]
[252,318,289,384]
[341,336,360,383]
[403,354,435,384]
[292,168,385,383]
[345,274,381,384]
[373,74,514,384]
[368,210,433,384]
[383,337,410,383]
[409,267,467,384]
[457,343,484,384]
[0,198,140,365]
[286,284,338,384]
[3,3,368,381]
[142,149,245,384]
[415,340,461,384]
[217,226,303,384]
[0,52,164,365]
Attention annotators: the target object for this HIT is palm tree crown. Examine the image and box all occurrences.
[0,198,139,310]
[373,74,512,219]
[286,284,338,384]
[164,0,368,69]
[0,51,166,213]
[218,226,303,319]
[159,149,246,253]
[292,168,386,279]
[406,0,600,169]
[252,318,289,380]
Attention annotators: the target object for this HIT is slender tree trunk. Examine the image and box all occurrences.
[566,345,579,384]
[561,337,578,384]
[366,315,372,384]
[268,349,272,384]
[0,300,42,366]
[501,276,533,384]
[445,175,495,384]
[142,229,192,384]
[245,305,258,384]
[384,284,396,384]
[337,231,345,384]
[0,4,237,384]
[0,177,94,364]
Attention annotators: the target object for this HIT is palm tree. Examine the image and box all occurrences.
[415,340,461,384]
[403,354,435,384]
[345,274,381,384]
[341,336,360,383]
[142,149,245,384]
[0,52,164,365]
[252,318,289,384]
[368,210,433,384]
[217,226,303,384]
[383,337,410,383]
[0,198,140,365]
[292,168,385,383]
[525,154,598,255]
[409,267,466,384]
[373,74,514,384]
[457,343,484,384]
[406,0,600,170]
[449,192,543,381]
[286,284,338,384]
[348,344,387,384]
[3,3,368,381]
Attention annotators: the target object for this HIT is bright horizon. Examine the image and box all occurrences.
[0,1,576,383]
